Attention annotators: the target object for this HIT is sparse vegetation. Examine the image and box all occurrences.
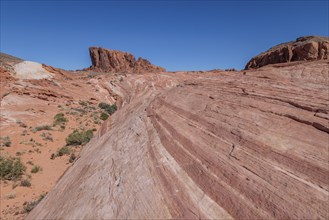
[225,68,237,72]
[69,153,76,163]
[31,165,42,173]
[17,121,27,128]
[33,125,52,132]
[53,113,68,127]
[21,130,28,136]
[66,129,93,146]
[79,100,88,106]
[20,179,32,187]
[0,136,11,147]
[0,155,26,180]
[16,151,23,156]
[98,102,117,115]
[24,193,47,213]
[41,132,53,141]
[56,146,71,156]
[34,148,41,154]
[100,112,109,121]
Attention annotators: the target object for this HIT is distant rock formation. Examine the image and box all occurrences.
[88,47,165,73]
[245,36,329,69]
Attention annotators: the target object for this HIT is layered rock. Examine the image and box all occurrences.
[88,47,165,73]
[245,36,329,69]
[27,60,329,219]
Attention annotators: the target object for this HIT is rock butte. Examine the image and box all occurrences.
[87,47,165,73]
[23,36,329,219]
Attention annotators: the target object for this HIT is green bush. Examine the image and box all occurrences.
[100,112,109,121]
[98,102,117,115]
[21,179,31,187]
[66,130,93,146]
[0,156,26,180]
[57,146,71,156]
[53,113,68,127]
[31,165,42,174]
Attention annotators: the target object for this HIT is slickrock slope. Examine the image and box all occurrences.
[27,60,329,219]
[245,36,329,69]
[88,47,165,73]
[0,54,120,219]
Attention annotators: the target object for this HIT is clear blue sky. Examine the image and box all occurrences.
[1,0,328,71]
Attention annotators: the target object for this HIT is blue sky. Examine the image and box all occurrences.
[1,0,328,71]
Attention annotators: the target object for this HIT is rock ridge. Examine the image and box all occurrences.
[245,36,329,69]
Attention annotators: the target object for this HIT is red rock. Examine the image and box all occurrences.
[245,36,329,69]
[88,47,165,73]
[26,60,329,220]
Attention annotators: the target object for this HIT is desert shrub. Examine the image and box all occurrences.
[24,200,38,212]
[53,113,68,127]
[33,125,52,132]
[66,129,93,146]
[69,153,76,163]
[24,193,47,213]
[0,136,11,147]
[98,102,108,109]
[21,179,31,187]
[57,146,71,156]
[31,165,42,173]
[50,153,56,160]
[0,156,26,180]
[225,68,237,72]
[100,112,109,121]
[79,100,88,106]
[98,102,117,115]
[41,132,53,141]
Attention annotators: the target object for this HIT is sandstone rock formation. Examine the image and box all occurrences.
[0,53,119,219]
[27,60,329,219]
[88,47,165,73]
[245,36,329,69]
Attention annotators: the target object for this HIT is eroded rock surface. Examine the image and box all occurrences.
[27,60,329,219]
[0,53,120,219]
[245,36,329,69]
[88,47,165,73]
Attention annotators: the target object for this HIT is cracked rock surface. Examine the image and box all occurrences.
[27,60,329,219]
